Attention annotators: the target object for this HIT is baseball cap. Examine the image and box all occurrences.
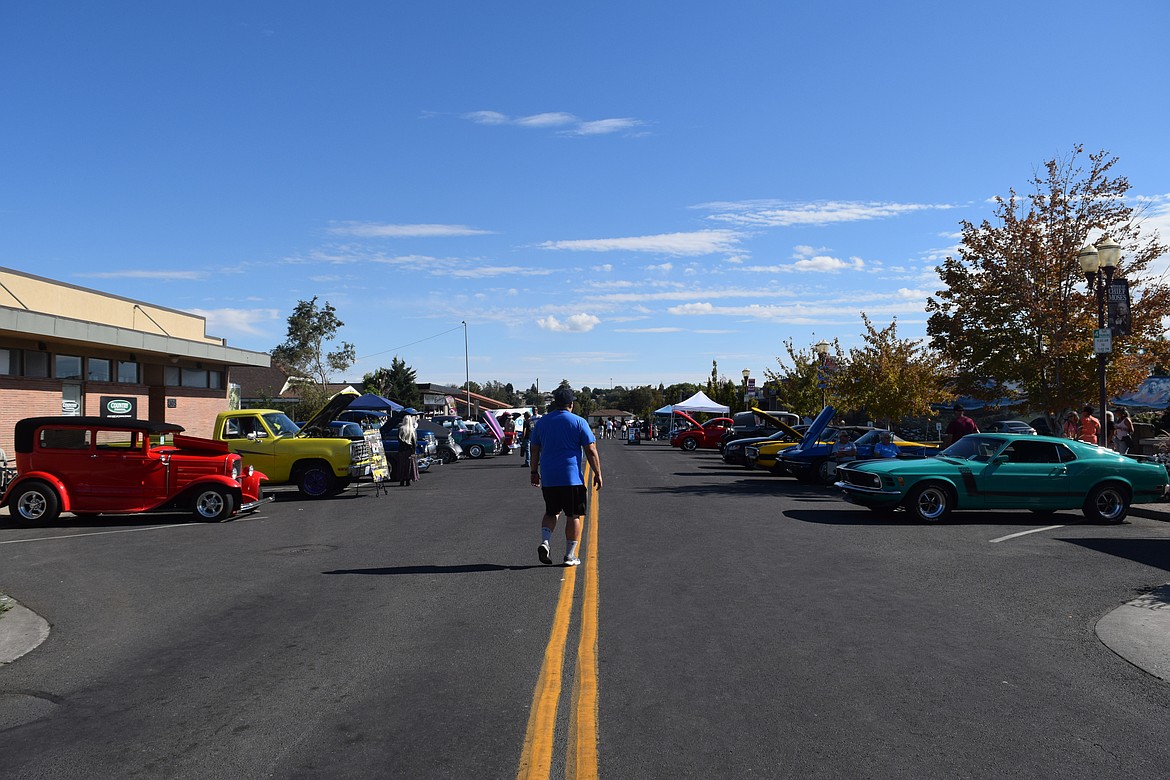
[552,386,576,406]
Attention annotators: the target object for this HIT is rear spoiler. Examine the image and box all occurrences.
[751,407,803,440]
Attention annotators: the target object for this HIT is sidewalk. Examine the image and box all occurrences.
[0,594,49,664]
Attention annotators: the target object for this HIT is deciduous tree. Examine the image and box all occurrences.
[764,338,841,417]
[270,297,356,419]
[835,315,953,427]
[926,146,1170,412]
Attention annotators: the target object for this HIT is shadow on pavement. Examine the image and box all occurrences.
[323,563,550,576]
[637,479,818,497]
[1060,538,1170,573]
[784,507,1093,527]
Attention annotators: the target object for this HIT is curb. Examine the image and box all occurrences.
[1096,584,1170,682]
[0,595,50,664]
[1129,506,1170,522]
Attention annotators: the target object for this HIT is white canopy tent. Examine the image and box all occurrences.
[654,390,730,416]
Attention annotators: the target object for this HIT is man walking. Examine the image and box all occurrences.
[944,404,979,445]
[519,411,533,467]
[530,385,603,566]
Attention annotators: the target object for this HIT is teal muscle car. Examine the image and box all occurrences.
[835,433,1168,523]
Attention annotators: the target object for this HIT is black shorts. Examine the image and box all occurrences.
[542,485,588,518]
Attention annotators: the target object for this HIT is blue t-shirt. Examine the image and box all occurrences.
[531,409,595,486]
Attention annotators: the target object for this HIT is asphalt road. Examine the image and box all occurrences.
[2,439,1170,778]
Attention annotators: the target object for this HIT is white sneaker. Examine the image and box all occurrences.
[538,541,552,565]
[563,555,581,566]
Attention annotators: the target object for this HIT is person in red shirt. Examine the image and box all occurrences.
[944,404,979,444]
[1079,405,1101,444]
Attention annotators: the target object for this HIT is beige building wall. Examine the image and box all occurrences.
[0,267,224,344]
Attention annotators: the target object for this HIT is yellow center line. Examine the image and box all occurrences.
[517,558,579,779]
[516,466,601,780]
[569,484,600,778]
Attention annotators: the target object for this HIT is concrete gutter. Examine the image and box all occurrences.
[0,594,50,664]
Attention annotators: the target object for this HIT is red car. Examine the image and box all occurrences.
[2,417,269,526]
[670,411,735,451]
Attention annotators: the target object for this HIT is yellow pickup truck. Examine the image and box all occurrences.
[213,392,372,498]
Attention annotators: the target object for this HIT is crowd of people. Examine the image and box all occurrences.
[1059,405,1135,453]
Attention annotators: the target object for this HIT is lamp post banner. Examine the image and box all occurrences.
[1108,278,1131,336]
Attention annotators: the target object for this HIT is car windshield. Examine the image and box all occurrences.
[941,435,1005,462]
[262,412,300,437]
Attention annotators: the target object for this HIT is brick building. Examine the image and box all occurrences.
[0,267,269,457]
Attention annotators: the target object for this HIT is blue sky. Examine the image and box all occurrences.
[3,2,1168,393]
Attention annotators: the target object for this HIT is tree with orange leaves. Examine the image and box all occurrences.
[926,146,1170,413]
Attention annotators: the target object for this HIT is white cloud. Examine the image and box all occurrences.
[645,262,673,272]
[537,313,602,332]
[461,110,647,137]
[328,222,492,238]
[566,118,646,136]
[188,307,281,336]
[792,255,865,272]
[464,110,509,125]
[434,265,554,279]
[540,229,741,256]
[515,112,577,127]
[696,199,956,228]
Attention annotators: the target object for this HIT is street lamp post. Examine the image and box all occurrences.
[814,339,831,409]
[1078,236,1121,447]
[741,368,750,410]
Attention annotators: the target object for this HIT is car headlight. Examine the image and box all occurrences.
[231,460,241,480]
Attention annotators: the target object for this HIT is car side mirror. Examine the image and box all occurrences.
[247,431,267,440]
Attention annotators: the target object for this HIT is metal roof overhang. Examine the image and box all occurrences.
[0,307,270,367]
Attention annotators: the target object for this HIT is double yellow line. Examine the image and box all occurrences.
[516,473,601,780]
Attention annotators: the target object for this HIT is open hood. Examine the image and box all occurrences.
[798,406,835,449]
[297,390,360,436]
[477,410,505,440]
[672,409,701,428]
[750,407,803,440]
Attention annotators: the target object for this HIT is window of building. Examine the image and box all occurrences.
[182,368,209,388]
[164,366,180,386]
[117,361,139,384]
[209,370,223,390]
[55,355,83,380]
[25,351,49,378]
[0,349,14,375]
[87,358,111,382]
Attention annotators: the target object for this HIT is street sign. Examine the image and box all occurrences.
[1094,328,1112,354]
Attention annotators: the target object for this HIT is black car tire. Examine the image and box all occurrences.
[193,486,235,522]
[1082,483,1129,524]
[816,460,835,484]
[906,482,952,523]
[440,448,458,465]
[296,463,337,499]
[681,438,699,452]
[11,481,61,526]
[468,443,486,459]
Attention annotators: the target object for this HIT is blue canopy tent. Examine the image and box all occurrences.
[346,393,404,412]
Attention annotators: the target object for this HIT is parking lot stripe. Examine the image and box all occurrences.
[0,523,206,545]
[989,525,1065,543]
